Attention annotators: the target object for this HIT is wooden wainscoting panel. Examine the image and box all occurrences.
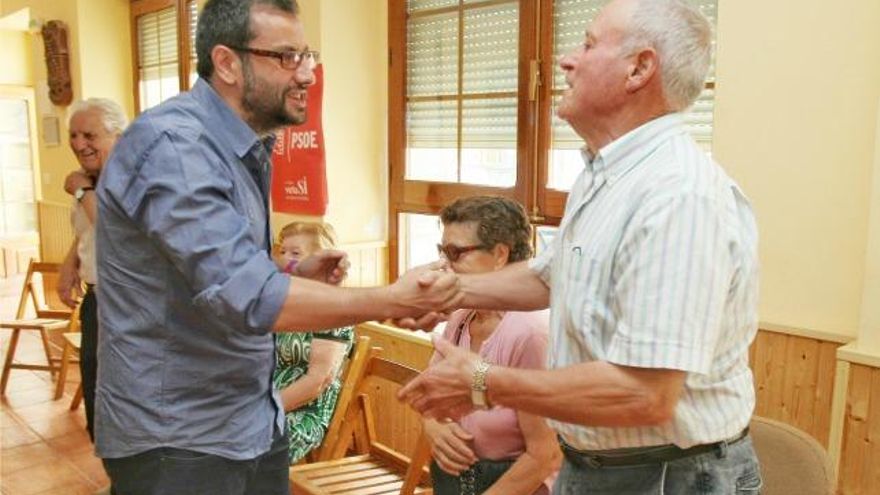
[37,201,74,263]
[749,329,843,446]
[339,241,387,288]
[813,342,839,446]
[355,322,433,456]
[837,363,880,494]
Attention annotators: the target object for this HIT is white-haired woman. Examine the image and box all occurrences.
[57,98,127,442]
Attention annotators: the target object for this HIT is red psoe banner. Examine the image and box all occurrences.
[271,64,327,215]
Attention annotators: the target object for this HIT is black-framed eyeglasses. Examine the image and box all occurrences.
[230,46,319,70]
[437,243,486,262]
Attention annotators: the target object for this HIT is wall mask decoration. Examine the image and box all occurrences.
[41,20,73,106]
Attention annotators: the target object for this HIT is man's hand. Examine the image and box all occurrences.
[64,170,94,195]
[398,337,482,420]
[293,249,349,285]
[423,418,477,475]
[392,310,451,331]
[57,260,82,308]
[386,261,462,319]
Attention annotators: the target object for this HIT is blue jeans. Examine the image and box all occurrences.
[103,432,289,495]
[553,436,762,494]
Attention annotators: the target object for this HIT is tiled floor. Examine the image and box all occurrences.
[1,275,109,495]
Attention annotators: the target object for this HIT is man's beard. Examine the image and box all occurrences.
[241,60,306,133]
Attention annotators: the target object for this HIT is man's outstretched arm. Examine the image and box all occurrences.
[394,261,550,330]
[459,260,550,311]
[273,262,463,331]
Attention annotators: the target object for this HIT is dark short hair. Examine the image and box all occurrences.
[440,196,532,263]
[196,0,299,79]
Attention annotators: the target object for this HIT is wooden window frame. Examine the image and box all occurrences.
[388,0,541,279]
[130,0,197,113]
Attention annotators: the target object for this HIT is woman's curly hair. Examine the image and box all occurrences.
[440,196,532,263]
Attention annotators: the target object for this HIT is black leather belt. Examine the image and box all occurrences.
[559,427,749,468]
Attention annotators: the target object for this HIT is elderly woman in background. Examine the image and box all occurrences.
[56,98,127,442]
[427,196,561,495]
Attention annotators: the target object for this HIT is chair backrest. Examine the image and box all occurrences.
[37,200,75,264]
[749,415,835,495]
[309,335,373,462]
[324,351,433,493]
[12,259,71,320]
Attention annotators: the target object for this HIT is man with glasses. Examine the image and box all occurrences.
[95,1,459,493]
[400,0,762,493]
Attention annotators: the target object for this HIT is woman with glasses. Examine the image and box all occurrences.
[428,196,561,495]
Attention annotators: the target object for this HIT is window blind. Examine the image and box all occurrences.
[137,6,180,110]
[188,0,199,87]
[406,1,520,149]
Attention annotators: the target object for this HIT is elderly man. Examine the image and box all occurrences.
[95,0,458,493]
[56,98,127,445]
[400,0,761,493]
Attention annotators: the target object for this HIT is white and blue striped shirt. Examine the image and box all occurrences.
[530,114,759,450]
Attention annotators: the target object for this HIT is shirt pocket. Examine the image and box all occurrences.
[562,246,606,339]
[231,181,266,244]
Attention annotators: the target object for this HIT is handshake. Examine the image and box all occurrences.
[292,251,464,330]
[385,260,464,330]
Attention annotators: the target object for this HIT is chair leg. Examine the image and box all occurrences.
[70,382,83,411]
[38,329,58,379]
[1,329,22,395]
[54,341,73,400]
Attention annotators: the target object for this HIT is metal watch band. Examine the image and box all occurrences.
[471,359,491,409]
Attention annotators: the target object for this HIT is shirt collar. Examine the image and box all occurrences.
[191,78,263,160]
[584,113,686,185]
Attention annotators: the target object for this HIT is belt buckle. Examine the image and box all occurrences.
[584,455,603,468]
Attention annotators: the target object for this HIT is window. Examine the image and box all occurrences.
[0,92,38,238]
[398,212,442,272]
[389,0,717,277]
[131,0,200,112]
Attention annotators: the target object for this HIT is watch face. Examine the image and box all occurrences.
[75,187,93,200]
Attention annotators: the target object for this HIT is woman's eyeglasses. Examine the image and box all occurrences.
[436,243,486,262]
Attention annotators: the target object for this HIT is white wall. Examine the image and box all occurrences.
[714,0,880,339]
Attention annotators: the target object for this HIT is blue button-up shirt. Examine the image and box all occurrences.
[94,79,290,460]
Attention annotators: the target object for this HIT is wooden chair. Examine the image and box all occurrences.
[307,335,375,462]
[0,259,73,395]
[289,350,434,495]
[53,298,82,400]
[53,332,84,410]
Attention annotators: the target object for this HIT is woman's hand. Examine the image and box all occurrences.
[308,339,347,392]
[423,418,477,475]
[280,338,347,412]
[293,250,349,285]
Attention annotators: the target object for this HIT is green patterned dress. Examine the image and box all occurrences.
[273,327,355,464]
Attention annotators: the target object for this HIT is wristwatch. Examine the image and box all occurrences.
[471,359,492,410]
[74,186,95,202]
